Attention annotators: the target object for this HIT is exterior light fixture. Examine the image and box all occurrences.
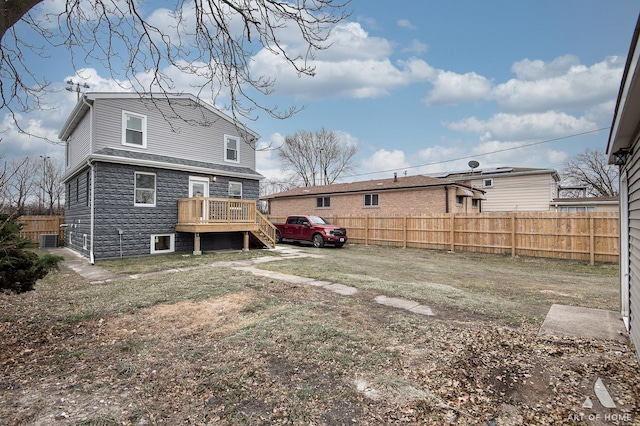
[613,147,633,166]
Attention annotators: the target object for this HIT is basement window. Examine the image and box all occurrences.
[151,234,175,254]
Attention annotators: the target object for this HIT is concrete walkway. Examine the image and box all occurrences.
[538,304,628,342]
[54,247,628,341]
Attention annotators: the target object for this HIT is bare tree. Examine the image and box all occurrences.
[1,0,351,137]
[562,148,619,197]
[278,127,357,186]
[5,157,36,214]
[37,157,64,215]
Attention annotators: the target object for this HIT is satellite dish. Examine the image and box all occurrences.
[468,160,480,171]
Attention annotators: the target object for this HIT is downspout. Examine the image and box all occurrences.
[82,95,96,264]
[445,186,449,213]
[87,158,95,264]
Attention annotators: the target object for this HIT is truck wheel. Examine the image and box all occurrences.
[275,230,282,244]
[312,234,325,248]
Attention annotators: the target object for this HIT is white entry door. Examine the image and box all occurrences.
[189,176,209,197]
[189,177,210,220]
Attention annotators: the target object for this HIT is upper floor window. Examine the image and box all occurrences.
[229,181,242,199]
[364,193,379,207]
[225,135,239,162]
[134,172,156,206]
[316,197,331,208]
[483,178,493,188]
[123,111,147,148]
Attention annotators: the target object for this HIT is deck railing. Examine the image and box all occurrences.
[177,197,257,224]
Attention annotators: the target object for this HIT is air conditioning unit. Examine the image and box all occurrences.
[39,234,58,249]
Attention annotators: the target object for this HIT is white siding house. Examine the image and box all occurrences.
[606,15,640,362]
[432,167,560,212]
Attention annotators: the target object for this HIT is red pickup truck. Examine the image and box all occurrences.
[273,215,347,248]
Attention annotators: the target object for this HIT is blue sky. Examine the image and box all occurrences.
[2,1,639,183]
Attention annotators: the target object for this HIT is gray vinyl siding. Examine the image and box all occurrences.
[67,112,92,171]
[64,166,92,257]
[626,147,640,359]
[91,98,256,170]
[90,162,259,259]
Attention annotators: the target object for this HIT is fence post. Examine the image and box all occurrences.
[403,215,407,248]
[450,214,455,252]
[365,215,369,246]
[511,213,516,258]
[590,215,595,265]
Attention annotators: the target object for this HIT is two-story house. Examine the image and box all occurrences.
[432,167,560,212]
[59,92,275,262]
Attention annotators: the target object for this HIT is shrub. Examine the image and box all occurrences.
[0,214,63,293]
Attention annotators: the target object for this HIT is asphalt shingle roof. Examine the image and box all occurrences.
[262,174,468,199]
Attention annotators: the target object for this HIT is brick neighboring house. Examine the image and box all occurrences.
[432,167,560,212]
[60,92,274,262]
[262,175,485,217]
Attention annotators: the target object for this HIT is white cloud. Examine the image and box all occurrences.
[397,19,416,30]
[423,70,492,106]
[402,39,429,55]
[444,111,596,141]
[358,149,410,179]
[511,55,581,81]
[491,56,624,113]
[249,22,434,100]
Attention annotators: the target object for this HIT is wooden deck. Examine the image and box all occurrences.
[176,197,276,249]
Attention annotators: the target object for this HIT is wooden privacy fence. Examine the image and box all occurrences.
[17,215,65,247]
[269,212,620,264]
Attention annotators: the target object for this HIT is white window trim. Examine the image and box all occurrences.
[224,134,240,163]
[83,234,88,250]
[122,110,148,148]
[228,181,243,199]
[483,178,493,188]
[316,196,331,209]
[364,193,379,207]
[150,234,175,254]
[134,171,156,207]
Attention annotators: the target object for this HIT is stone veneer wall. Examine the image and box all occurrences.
[65,162,259,260]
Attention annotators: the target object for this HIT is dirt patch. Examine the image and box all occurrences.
[106,292,255,338]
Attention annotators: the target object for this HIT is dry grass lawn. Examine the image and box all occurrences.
[0,244,638,425]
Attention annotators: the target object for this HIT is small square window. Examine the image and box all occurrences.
[483,178,493,188]
[229,181,242,199]
[316,197,331,208]
[225,135,239,162]
[472,199,479,209]
[122,111,147,148]
[456,195,464,205]
[135,172,156,206]
[364,193,379,207]
[151,234,175,254]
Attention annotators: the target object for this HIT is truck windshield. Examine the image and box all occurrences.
[308,216,328,224]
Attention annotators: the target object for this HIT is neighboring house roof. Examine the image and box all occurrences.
[431,167,561,181]
[58,92,260,142]
[550,196,619,206]
[262,174,482,200]
[63,147,263,182]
